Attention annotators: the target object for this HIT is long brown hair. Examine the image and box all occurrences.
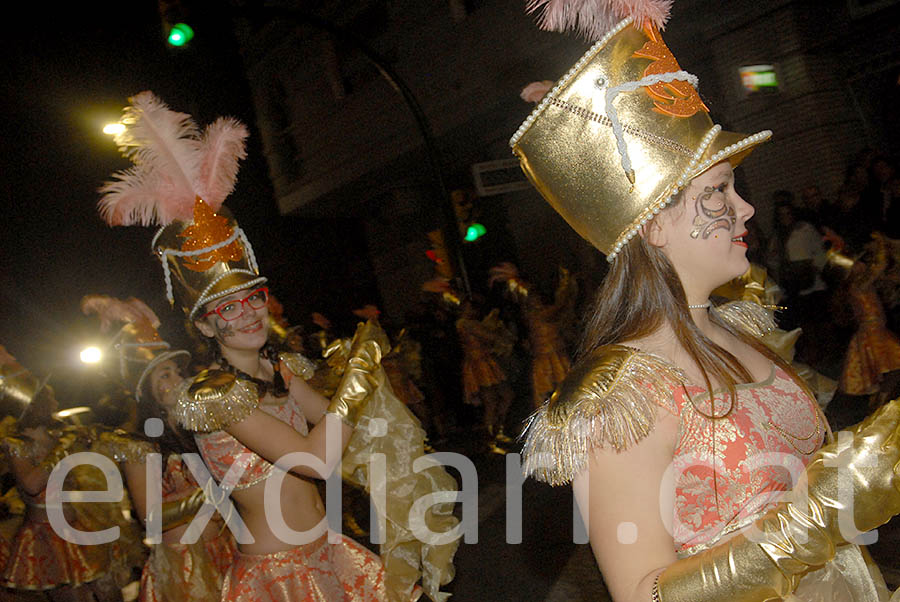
[578,226,757,416]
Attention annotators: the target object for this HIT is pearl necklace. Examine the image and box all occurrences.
[688,301,711,310]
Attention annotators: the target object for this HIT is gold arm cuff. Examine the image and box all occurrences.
[39,431,83,472]
[657,532,790,602]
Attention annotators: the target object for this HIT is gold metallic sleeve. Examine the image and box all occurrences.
[38,429,84,472]
[710,300,776,339]
[326,320,391,427]
[657,399,900,602]
[90,427,156,463]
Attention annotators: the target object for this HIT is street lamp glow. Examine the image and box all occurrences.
[80,346,103,364]
[103,123,125,136]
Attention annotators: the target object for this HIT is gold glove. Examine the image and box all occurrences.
[149,487,205,532]
[657,398,900,602]
[326,320,390,426]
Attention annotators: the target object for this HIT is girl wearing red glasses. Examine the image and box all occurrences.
[99,92,456,602]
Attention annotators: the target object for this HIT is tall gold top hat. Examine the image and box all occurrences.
[511,4,771,261]
[81,295,190,402]
[99,91,264,320]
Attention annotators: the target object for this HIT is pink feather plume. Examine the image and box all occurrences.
[98,91,248,225]
[520,81,555,103]
[197,117,248,211]
[526,0,672,40]
[81,294,160,334]
[125,298,162,329]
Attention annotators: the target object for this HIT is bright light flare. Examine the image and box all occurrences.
[103,123,125,136]
[80,346,103,364]
[167,23,194,47]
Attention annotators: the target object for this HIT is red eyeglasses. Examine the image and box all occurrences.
[200,287,269,321]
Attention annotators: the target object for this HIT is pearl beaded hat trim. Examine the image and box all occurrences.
[150,206,267,320]
[606,128,772,262]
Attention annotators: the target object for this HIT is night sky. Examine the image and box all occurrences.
[0,1,276,403]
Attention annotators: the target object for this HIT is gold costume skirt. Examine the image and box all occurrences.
[222,533,403,602]
[1,518,107,590]
[841,324,900,395]
[462,356,506,405]
[139,532,237,602]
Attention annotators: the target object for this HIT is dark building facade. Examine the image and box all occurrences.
[231,0,900,322]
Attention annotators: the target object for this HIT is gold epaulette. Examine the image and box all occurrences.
[90,428,157,463]
[521,345,684,486]
[711,300,776,339]
[279,352,316,381]
[173,369,260,433]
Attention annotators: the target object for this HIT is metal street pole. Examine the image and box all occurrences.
[232,6,472,297]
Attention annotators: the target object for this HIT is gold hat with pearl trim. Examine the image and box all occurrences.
[151,200,266,320]
[510,17,771,260]
[99,91,265,319]
[81,295,191,402]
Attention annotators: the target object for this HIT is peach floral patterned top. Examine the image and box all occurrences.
[668,364,824,555]
[162,453,200,501]
[194,396,309,490]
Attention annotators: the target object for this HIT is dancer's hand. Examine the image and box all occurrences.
[326,320,390,426]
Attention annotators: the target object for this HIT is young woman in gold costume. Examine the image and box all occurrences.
[97,92,457,602]
[516,3,900,600]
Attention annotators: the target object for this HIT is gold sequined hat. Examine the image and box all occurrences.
[511,9,771,261]
[81,295,190,402]
[99,91,265,320]
[151,200,265,320]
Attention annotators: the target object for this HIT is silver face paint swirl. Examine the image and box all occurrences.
[690,185,736,239]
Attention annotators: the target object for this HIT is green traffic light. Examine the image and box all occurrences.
[167,23,194,47]
[464,223,486,242]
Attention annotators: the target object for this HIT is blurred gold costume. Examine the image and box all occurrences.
[839,242,900,395]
